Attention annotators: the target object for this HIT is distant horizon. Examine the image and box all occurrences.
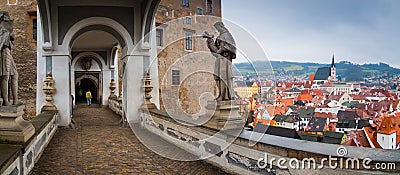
[235,58,400,69]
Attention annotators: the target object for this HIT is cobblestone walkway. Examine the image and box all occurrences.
[31,107,230,175]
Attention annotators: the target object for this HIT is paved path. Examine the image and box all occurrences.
[31,106,230,175]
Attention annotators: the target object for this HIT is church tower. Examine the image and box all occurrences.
[330,54,337,82]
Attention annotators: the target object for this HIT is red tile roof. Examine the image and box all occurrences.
[356,130,371,148]
[377,115,396,135]
[309,74,315,81]
[363,126,382,149]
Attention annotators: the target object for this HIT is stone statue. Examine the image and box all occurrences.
[203,22,236,101]
[0,11,18,106]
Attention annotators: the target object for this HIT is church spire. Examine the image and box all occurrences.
[331,54,335,68]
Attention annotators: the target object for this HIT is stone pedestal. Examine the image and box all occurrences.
[42,74,57,111]
[141,72,156,109]
[203,100,245,131]
[0,104,35,143]
[109,79,117,100]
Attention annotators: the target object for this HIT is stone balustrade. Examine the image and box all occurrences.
[108,98,123,116]
[0,111,58,175]
[140,109,400,174]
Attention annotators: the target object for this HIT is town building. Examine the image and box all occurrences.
[313,55,338,84]
[319,82,354,94]
[235,81,259,98]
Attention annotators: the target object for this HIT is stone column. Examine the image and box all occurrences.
[0,105,35,143]
[122,55,144,123]
[51,55,71,126]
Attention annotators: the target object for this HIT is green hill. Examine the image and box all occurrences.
[234,60,400,81]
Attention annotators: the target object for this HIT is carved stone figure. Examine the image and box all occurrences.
[0,11,18,106]
[80,57,92,70]
[203,22,236,101]
[0,11,34,143]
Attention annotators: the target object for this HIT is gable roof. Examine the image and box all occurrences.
[273,115,287,123]
[337,110,369,120]
[378,116,396,135]
[363,126,383,149]
[328,92,346,101]
[298,132,321,142]
[356,130,371,148]
[322,131,345,144]
[343,137,358,147]
[306,117,327,132]
[285,88,302,93]
[298,107,315,118]
[314,112,335,119]
[314,67,331,81]
[297,94,313,101]
[336,119,356,129]
[253,124,301,139]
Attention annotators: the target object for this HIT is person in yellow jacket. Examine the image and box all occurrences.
[86,91,92,105]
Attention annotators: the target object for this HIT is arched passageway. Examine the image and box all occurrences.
[75,78,99,104]
[36,0,161,126]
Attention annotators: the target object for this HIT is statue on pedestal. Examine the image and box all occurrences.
[0,11,34,143]
[202,22,244,131]
[203,22,236,101]
[0,11,18,106]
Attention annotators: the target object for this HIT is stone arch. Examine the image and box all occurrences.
[75,74,100,104]
[110,46,119,69]
[71,52,105,105]
[62,17,134,54]
[72,52,106,70]
[75,74,99,88]
[142,0,161,43]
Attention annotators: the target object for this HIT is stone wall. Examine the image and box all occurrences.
[0,0,37,116]
[155,0,221,23]
[155,0,222,116]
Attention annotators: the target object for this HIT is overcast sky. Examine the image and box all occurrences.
[222,0,400,67]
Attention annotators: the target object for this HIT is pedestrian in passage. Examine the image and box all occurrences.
[86,91,92,105]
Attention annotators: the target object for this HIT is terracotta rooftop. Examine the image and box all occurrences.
[377,115,396,135]
[356,130,371,148]
[363,126,382,149]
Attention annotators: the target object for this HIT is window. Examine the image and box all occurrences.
[185,16,192,25]
[197,8,203,15]
[206,0,214,15]
[181,0,189,7]
[28,12,37,41]
[172,70,180,86]
[185,31,194,50]
[156,29,163,47]
[32,18,37,40]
